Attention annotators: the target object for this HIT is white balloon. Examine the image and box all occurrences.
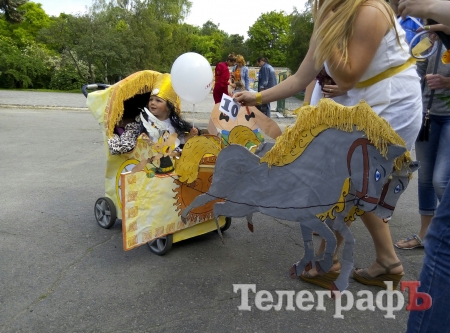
[170,52,213,104]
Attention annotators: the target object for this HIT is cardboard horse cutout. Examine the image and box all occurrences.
[180,99,413,292]
[303,160,419,292]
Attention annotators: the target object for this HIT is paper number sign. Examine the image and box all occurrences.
[219,94,240,120]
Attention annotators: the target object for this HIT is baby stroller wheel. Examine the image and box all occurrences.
[220,217,232,232]
[94,197,117,229]
[148,234,173,255]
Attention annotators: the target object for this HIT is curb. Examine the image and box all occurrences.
[0,104,295,124]
[0,104,214,115]
[0,104,89,111]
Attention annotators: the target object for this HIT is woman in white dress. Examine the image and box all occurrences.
[234,0,422,289]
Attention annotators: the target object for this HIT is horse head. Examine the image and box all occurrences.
[347,138,406,212]
[375,161,420,219]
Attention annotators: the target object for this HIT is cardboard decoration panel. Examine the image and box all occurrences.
[207,103,282,145]
[120,167,224,251]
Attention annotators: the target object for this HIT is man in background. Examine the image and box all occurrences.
[256,57,277,117]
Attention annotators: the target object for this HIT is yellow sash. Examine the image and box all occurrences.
[355,57,416,89]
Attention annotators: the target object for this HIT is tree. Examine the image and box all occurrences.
[285,4,314,71]
[222,34,248,64]
[4,1,51,46]
[189,20,228,65]
[200,20,221,36]
[0,0,27,23]
[247,11,291,67]
[0,36,50,88]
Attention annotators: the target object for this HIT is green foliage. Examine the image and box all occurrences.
[222,34,249,64]
[247,11,291,67]
[190,24,227,65]
[0,36,50,88]
[49,51,88,90]
[1,0,300,90]
[0,0,27,23]
[189,20,248,65]
[1,1,51,46]
[285,4,314,71]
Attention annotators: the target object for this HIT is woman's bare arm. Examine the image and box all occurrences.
[326,3,391,91]
[233,42,321,106]
[303,80,317,105]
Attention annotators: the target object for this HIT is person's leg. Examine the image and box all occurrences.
[265,103,271,117]
[431,115,450,201]
[302,220,356,278]
[213,88,221,104]
[396,115,440,249]
[355,212,403,276]
[301,231,344,277]
[406,184,450,333]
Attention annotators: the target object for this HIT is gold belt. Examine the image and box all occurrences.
[355,57,416,89]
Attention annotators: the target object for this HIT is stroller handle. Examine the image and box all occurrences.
[82,83,110,98]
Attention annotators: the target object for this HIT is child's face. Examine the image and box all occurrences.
[148,95,169,120]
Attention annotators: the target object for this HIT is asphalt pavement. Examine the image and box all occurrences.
[0,90,425,333]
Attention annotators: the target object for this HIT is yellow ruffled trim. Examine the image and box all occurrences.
[106,70,160,138]
[260,98,411,171]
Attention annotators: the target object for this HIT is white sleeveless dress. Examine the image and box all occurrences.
[325,19,422,151]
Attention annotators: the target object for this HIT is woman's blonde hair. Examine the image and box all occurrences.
[311,0,398,68]
[236,54,246,65]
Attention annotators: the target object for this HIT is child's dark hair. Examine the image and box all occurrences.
[167,101,194,136]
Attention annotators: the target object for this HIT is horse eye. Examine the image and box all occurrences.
[394,184,401,194]
[375,170,381,182]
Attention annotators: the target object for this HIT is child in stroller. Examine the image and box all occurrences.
[107,73,199,173]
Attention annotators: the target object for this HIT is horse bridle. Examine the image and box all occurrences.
[377,177,396,211]
[346,138,380,205]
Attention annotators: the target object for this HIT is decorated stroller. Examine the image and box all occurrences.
[82,70,232,255]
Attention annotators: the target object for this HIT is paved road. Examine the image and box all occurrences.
[0,91,425,333]
[0,89,303,114]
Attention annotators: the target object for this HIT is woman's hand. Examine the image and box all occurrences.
[233,91,257,106]
[425,74,450,90]
[398,0,450,26]
[418,24,450,35]
[321,84,346,98]
[398,0,434,20]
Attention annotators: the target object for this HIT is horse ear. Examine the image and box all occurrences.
[408,161,420,173]
[386,145,406,160]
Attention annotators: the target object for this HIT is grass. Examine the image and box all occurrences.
[0,88,82,93]
[295,91,305,100]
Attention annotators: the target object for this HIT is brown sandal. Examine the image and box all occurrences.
[300,259,340,290]
[353,259,404,290]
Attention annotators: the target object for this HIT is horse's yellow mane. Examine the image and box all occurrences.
[260,99,411,171]
[175,127,260,183]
